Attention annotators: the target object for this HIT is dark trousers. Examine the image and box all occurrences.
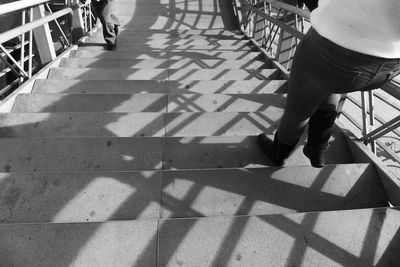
[278,28,400,146]
[91,0,120,47]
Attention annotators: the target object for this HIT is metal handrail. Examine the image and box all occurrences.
[0,0,50,16]
[260,0,310,19]
[0,9,72,44]
[0,0,76,99]
[234,0,400,160]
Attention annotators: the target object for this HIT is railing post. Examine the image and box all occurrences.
[69,0,85,42]
[253,1,266,45]
[275,12,297,69]
[275,0,298,69]
[32,4,56,64]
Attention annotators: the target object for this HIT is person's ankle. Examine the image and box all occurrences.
[303,144,327,168]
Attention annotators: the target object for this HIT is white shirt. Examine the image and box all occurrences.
[311,0,400,58]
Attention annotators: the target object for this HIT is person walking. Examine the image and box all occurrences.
[258,0,400,168]
[297,0,319,11]
[91,0,120,50]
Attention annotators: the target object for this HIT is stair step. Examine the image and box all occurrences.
[0,219,158,266]
[88,33,245,41]
[86,38,250,46]
[0,131,352,173]
[33,79,166,94]
[163,133,353,169]
[12,93,168,113]
[78,44,255,52]
[32,79,287,94]
[0,112,166,137]
[69,50,263,60]
[0,164,387,223]
[0,171,162,223]
[47,68,280,80]
[107,1,234,17]
[119,13,236,29]
[0,137,163,172]
[59,58,271,69]
[116,29,243,36]
[116,14,232,30]
[91,30,245,41]
[0,207,398,266]
[159,207,400,266]
[167,93,286,112]
[47,67,169,80]
[11,93,284,113]
[164,111,281,136]
[0,111,281,137]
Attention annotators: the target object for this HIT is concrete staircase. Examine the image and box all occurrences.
[0,1,399,266]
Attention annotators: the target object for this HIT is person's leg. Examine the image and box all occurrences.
[258,28,331,165]
[102,0,120,50]
[304,94,340,167]
[91,0,118,50]
[259,27,400,167]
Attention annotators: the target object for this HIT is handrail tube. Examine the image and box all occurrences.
[0,0,50,16]
[361,117,400,143]
[261,0,310,19]
[45,3,71,46]
[0,8,72,44]
[0,44,29,77]
[249,5,305,40]
[382,81,400,101]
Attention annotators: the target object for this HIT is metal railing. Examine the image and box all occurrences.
[233,0,400,160]
[0,0,96,99]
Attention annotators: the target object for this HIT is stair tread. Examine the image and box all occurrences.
[78,44,255,52]
[0,132,353,172]
[0,164,387,224]
[0,111,282,137]
[0,137,163,172]
[87,34,246,41]
[0,207,398,266]
[86,38,250,46]
[11,93,285,113]
[162,131,354,169]
[2,1,396,266]
[117,14,232,30]
[32,79,287,94]
[47,67,280,81]
[116,29,243,35]
[59,58,271,69]
[69,50,263,60]
[12,93,169,112]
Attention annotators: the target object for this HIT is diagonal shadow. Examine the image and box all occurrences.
[1,0,392,266]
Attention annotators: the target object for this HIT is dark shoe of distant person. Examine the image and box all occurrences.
[106,41,116,50]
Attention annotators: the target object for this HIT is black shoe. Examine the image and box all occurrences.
[303,144,326,168]
[306,109,337,168]
[257,133,297,166]
[106,42,116,50]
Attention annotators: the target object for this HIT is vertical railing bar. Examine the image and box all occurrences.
[45,2,71,46]
[361,91,369,143]
[84,5,87,33]
[262,1,267,47]
[0,45,28,77]
[28,7,33,77]
[274,9,286,61]
[266,9,281,53]
[369,90,377,153]
[88,2,92,32]
[20,9,26,84]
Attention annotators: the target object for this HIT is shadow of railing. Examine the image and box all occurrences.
[0,0,396,266]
